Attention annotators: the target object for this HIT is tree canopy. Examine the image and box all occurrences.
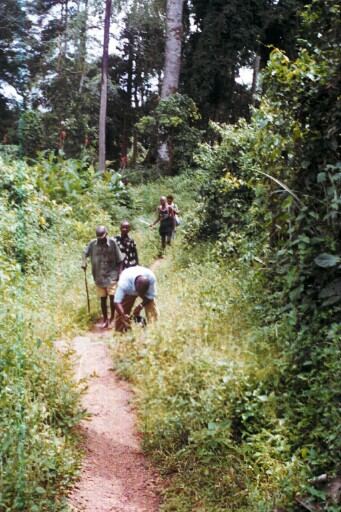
[0,0,323,170]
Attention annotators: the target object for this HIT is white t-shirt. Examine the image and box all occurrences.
[114,266,157,302]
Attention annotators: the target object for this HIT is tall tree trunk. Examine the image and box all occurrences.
[77,0,89,94]
[251,54,261,106]
[161,0,184,99]
[158,0,184,170]
[98,0,112,172]
[121,27,134,160]
[132,128,137,167]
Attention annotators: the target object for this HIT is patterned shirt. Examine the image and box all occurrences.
[114,235,139,269]
[83,238,123,287]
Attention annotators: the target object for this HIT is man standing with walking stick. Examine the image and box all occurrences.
[82,225,124,329]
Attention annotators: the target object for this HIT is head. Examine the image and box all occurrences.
[120,220,131,237]
[96,225,107,244]
[135,276,150,297]
[160,196,167,207]
[166,195,173,205]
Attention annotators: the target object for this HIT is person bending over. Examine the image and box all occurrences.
[114,265,159,332]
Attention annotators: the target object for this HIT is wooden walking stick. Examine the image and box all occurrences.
[83,267,90,313]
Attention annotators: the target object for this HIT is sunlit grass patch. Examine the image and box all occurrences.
[109,226,306,510]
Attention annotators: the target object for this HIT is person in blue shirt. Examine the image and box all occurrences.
[114,266,159,332]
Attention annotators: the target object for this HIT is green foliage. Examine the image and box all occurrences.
[0,153,147,510]
[0,144,20,160]
[0,156,92,510]
[182,0,268,123]
[0,160,204,510]
[110,165,340,508]
[139,2,340,509]
[33,151,94,202]
[191,0,341,314]
[0,335,84,511]
[112,243,307,510]
[18,111,45,158]
[136,93,202,174]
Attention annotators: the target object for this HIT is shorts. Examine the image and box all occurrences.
[96,281,117,298]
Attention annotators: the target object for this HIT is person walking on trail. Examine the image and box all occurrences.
[114,221,139,270]
[166,195,180,215]
[82,225,124,329]
[167,194,180,238]
[114,266,159,332]
[149,196,174,256]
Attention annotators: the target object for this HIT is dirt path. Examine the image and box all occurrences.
[66,324,162,512]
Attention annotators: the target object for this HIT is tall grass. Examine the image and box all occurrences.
[109,180,308,511]
[0,161,200,510]
[0,157,118,510]
[2,161,330,510]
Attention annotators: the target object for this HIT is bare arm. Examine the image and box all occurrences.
[149,208,161,227]
[81,254,87,270]
[82,244,91,269]
[114,301,130,326]
[133,297,152,317]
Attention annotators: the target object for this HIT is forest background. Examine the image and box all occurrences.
[0,0,340,511]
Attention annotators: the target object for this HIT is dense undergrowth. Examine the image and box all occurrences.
[0,151,197,510]
[0,152,339,510]
[1,2,339,510]
[0,153,161,510]
[111,3,340,510]
[113,233,339,511]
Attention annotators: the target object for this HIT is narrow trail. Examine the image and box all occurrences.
[66,257,165,512]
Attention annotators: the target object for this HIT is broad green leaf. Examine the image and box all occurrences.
[314,253,341,268]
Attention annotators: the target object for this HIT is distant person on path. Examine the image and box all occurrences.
[149,196,174,256]
[114,221,139,269]
[167,194,180,238]
[114,266,159,332]
[82,225,124,329]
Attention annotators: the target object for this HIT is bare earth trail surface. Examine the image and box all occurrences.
[66,257,164,512]
[66,329,162,512]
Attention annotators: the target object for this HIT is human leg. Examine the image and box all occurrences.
[158,234,166,257]
[107,282,118,325]
[100,297,109,328]
[166,225,173,245]
[97,285,117,329]
[144,300,159,323]
[109,295,115,324]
